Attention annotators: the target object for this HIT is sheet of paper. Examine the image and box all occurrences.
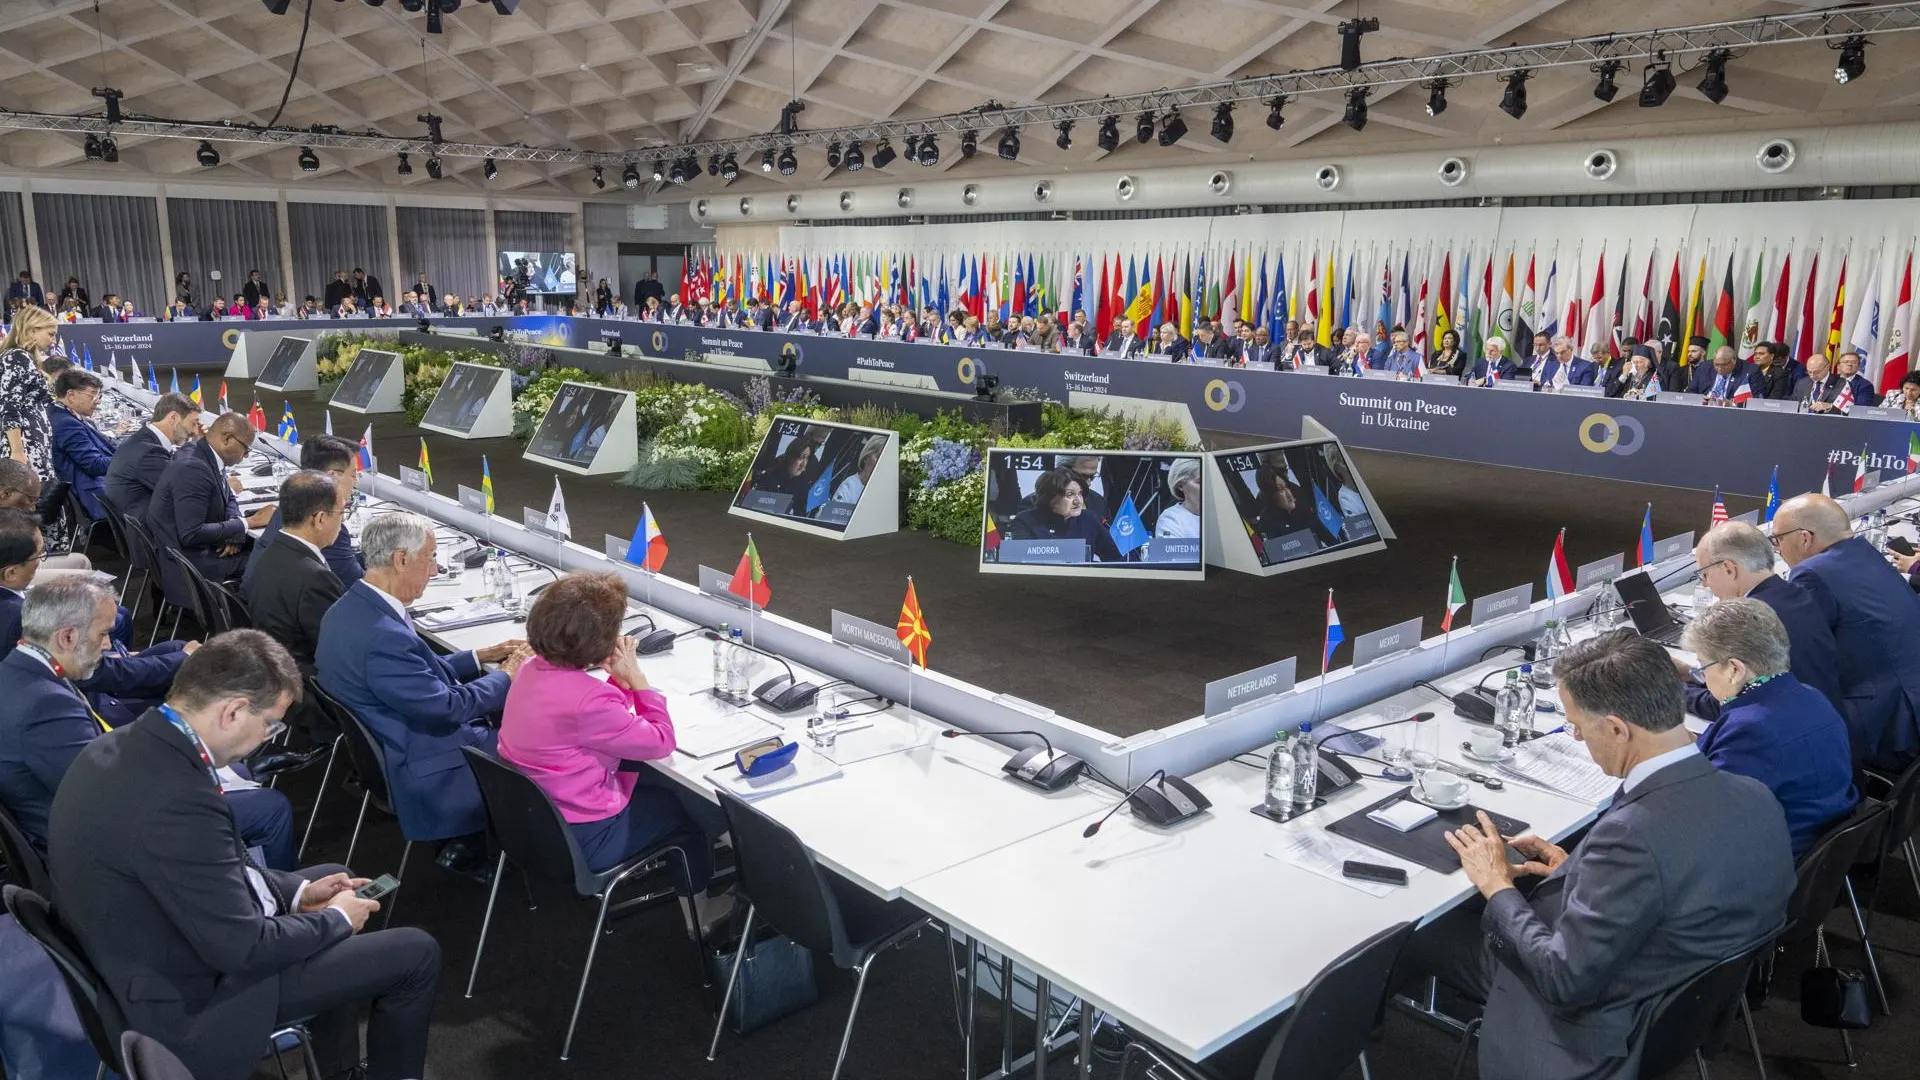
[1497,732,1617,803]
[671,691,784,758]
[707,746,845,800]
[1266,828,1423,898]
[216,765,260,791]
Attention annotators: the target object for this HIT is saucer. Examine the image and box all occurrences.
[1411,789,1470,811]
[1460,743,1514,764]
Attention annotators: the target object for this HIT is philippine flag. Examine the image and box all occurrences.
[1322,591,1345,673]
[627,502,668,572]
[357,424,374,471]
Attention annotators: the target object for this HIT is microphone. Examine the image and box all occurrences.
[940,728,1087,792]
[636,624,706,656]
[707,630,819,712]
[1081,769,1213,836]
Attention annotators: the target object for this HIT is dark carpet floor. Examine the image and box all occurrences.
[146,382,1911,1080]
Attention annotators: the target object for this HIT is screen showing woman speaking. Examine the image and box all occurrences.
[980,450,1205,577]
[1216,440,1380,567]
[731,418,892,532]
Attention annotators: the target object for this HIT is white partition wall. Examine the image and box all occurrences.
[419,361,514,438]
[250,336,317,393]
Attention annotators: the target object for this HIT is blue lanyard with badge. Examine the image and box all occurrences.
[157,703,221,782]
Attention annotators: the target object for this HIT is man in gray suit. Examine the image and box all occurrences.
[1437,630,1795,1080]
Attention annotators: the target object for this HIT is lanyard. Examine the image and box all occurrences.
[156,702,219,782]
[17,642,112,731]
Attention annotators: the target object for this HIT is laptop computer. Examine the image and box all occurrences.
[1615,570,1686,645]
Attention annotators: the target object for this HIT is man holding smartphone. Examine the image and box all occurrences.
[48,631,443,1080]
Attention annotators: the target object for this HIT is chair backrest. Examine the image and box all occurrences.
[1784,800,1890,941]
[94,500,133,566]
[1637,942,1770,1079]
[714,788,851,957]
[209,579,252,630]
[62,487,96,551]
[0,798,51,897]
[461,746,599,893]
[117,512,158,575]
[1252,921,1416,1080]
[1876,756,1920,855]
[120,1030,195,1080]
[3,885,125,1072]
[306,678,395,812]
[155,546,203,614]
[163,548,227,634]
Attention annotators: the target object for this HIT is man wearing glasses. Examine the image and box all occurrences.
[1771,493,1920,769]
[1683,521,1842,721]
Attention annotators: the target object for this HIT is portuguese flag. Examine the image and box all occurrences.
[729,535,771,607]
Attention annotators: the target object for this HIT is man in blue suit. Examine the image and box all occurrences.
[0,576,293,866]
[1685,345,1762,404]
[148,412,277,587]
[243,433,364,591]
[1685,522,1843,720]
[104,391,198,528]
[49,369,116,522]
[315,512,527,874]
[1775,493,1920,769]
[1681,598,1857,854]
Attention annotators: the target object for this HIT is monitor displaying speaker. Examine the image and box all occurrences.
[420,362,512,438]
[329,348,402,413]
[253,336,316,392]
[728,418,900,540]
[1206,436,1390,575]
[497,250,577,296]
[523,380,638,475]
[980,450,1206,580]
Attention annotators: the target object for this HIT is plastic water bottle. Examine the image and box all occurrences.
[726,627,751,699]
[1264,732,1296,816]
[1515,665,1539,731]
[1692,574,1715,614]
[493,549,518,615]
[1531,623,1557,689]
[1291,722,1319,808]
[712,622,731,695]
[1495,670,1526,749]
[1595,573,1622,630]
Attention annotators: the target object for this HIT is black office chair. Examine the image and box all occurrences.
[461,746,705,1060]
[149,545,204,642]
[1121,921,1416,1080]
[707,788,933,1080]
[4,885,323,1080]
[94,501,137,608]
[0,798,52,897]
[296,731,345,862]
[307,680,414,925]
[62,488,101,557]
[119,1031,195,1080]
[1862,756,1920,925]
[1638,942,1773,1080]
[209,578,253,631]
[161,548,228,636]
[115,516,178,647]
[1776,799,1892,1066]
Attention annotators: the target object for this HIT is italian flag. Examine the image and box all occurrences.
[1855,444,1870,494]
[729,535,772,607]
[1441,557,1465,633]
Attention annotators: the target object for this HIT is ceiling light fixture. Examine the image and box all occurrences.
[1337,17,1379,72]
[1424,80,1449,117]
[904,134,919,161]
[1210,102,1233,142]
[483,156,497,180]
[915,136,937,166]
[397,152,413,175]
[1592,59,1626,102]
[1055,120,1073,151]
[1697,49,1731,104]
[591,165,605,188]
[997,127,1020,161]
[1834,36,1867,84]
[83,133,102,161]
[844,140,865,171]
[870,140,897,168]
[1097,115,1119,151]
[779,145,799,174]
[825,140,842,167]
[99,137,118,163]
[720,152,739,180]
[426,155,443,179]
[297,145,318,171]
[1265,96,1286,130]
[196,140,220,167]
[760,148,774,172]
[959,130,977,158]
[1156,110,1187,146]
[1639,59,1676,107]
[1135,111,1154,143]
[644,159,659,184]
[1499,70,1531,120]
[1343,87,1369,132]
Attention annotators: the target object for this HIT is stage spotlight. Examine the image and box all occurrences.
[591,165,605,188]
[706,153,721,177]
[100,137,118,163]
[1055,120,1073,151]
[426,155,443,179]
[1210,102,1233,142]
[1834,36,1867,84]
[779,145,799,173]
[870,140,897,168]
[1156,110,1187,146]
[905,134,920,161]
[483,156,498,180]
[1337,17,1378,72]
[645,159,660,183]
[297,145,318,171]
[1697,49,1731,104]
[760,148,774,172]
[997,127,1020,161]
[1639,61,1675,107]
[825,140,843,167]
[83,133,102,160]
[1343,88,1368,132]
[720,152,739,180]
[196,140,220,167]
[417,111,443,144]
[1135,111,1154,143]
[1499,70,1530,120]
[397,152,413,175]
[1097,114,1120,150]
[844,140,865,171]
[1265,96,1286,130]
[916,135,938,166]
[960,130,977,158]
[668,157,688,184]
[1424,80,1448,117]
[1592,59,1625,102]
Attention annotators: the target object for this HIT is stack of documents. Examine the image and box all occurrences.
[415,599,514,632]
[1496,732,1617,803]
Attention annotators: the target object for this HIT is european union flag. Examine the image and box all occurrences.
[804,466,832,514]
[1109,492,1149,556]
[1311,483,1345,541]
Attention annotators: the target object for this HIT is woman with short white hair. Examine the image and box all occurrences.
[1155,458,1203,538]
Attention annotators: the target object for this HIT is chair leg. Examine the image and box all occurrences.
[382,841,412,928]
[296,739,342,861]
[145,603,166,648]
[1839,1028,1856,1068]
[343,791,370,867]
[830,954,878,1080]
[94,1062,106,1080]
[672,851,711,989]
[1738,995,1767,1080]
[1359,1048,1374,1080]
[707,903,756,1061]
[561,885,619,1061]
[1448,1017,1482,1080]
[464,851,508,998]
[1694,1048,1711,1080]
[1905,838,1920,905]
[168,608,181,640]
[1842,877,1890,1015]
[293,1027,322,1080]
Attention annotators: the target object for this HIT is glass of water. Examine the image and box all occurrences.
[809,685,855,756]
[1407,719,1440,799]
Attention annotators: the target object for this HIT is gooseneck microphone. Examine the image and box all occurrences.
[941,728,1088,791]
[1084,770,1164,837]
[707,630,819,712]
[636,624,708,656]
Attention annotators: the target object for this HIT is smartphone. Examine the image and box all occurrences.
[354,874,401,902]
[1341,860,1409,887]
[1888,536,1915,557]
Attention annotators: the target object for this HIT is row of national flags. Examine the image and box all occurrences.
[709,237,1920,391]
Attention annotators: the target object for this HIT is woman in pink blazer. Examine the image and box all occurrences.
[499,573,726,883]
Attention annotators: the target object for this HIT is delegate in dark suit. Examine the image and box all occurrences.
[1685,574,1843,722]
[244,508,363,590]
[104,424,173,527]
[1695,673,1856,855]
[315,581,509,840]
[1788,535,1920,766]
[148,438,249,585]
[50,404,115,519]
[48,710,440,1080]
[245,533,346,739]
[0,587,191,732]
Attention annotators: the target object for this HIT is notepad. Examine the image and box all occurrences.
[1368,800,1437,832]
[415,599,514,632]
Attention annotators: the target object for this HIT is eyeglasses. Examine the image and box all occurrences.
[1768,528,1811,549]
[1688,658,1733,683]
[1692,560,1729,584]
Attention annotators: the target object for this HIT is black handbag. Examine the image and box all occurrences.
[1800,927,1873,1030]
[709,927,818,1035]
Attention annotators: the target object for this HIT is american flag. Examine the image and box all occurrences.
[1710,488,1728,526]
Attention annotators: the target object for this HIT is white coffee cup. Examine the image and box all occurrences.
[1465,723,1506,758]
[1418,770,1468,806]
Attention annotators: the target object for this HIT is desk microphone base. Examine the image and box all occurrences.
[1248,797,1327,824]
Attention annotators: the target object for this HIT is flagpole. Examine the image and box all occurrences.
[904,574,917,719]
[1440,555,1457,674]
[1313,589,1332,726]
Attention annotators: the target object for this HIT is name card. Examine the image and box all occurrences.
[1652,531,1695,563]
[1352,616,1423,668]
[699,564,748,606]
[1863,470,1883,492]
[1141,537,1202,564]
[1560,384,1603,398]
[457,484,488,515]
[1747,398,1798,414]
[742,490,793,515]
[399,465,429,492]
[1575,553,1626,591]
[1852,405,1909,422]
[831,609,911,664]
[522,507,563,538]
[1204,657,1298,718]
[818,501,857,527]
[1342,515,1379,540]
[604,534,631,561]
[1470,582,1534,627]
[1271,529,1322,560]
[1732,509,1760,526]
[997,538,1087,565]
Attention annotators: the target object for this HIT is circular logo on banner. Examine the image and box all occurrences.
[1578,413,1646,456]
[1204,378,1247,412]
[221,328,241,349]
[955,356,978,385]
[649,330,666,354]
[780,341,805,369]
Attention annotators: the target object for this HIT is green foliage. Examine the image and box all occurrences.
[907,470,986,545]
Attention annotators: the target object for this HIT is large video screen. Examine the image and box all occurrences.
[332,349,397,410]
[420,362,504,433]
[731,418,892,532]
[1215,440,1381,567]
[497,250,577,296]
[526,382,626,467]
[980,450,1206,578]
[256,337,309,387]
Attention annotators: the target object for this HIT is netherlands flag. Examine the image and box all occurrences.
[357,424,374,471]
[1322,590,1345,673]
[1547,528,1574,600]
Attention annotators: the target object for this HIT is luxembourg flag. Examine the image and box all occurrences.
[1321,590,1345,673]
[357,424,374,471]
[1636,505,1655,568]
[1547,528,1574,600]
